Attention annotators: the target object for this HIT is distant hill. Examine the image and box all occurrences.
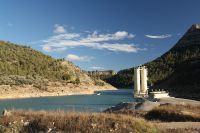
[0,41,105,87]
[106,24,200,100]
[85,70,116,81]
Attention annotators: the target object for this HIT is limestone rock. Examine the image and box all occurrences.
[2,109,11,116]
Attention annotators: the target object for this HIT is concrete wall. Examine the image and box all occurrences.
[141,66,148,94]
[134,68,140,96]
[149,92,169,99]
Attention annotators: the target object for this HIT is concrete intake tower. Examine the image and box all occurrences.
[134,66,148,98]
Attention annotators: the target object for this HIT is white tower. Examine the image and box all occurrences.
[133,66,148,98]
[134,67,140,97]
[141,66,148,94]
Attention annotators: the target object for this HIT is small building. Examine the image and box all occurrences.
[149,91,169,99]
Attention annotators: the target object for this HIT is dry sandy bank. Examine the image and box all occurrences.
[0,83,117,99]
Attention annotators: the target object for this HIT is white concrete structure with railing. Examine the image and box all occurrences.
[134,66,148,98]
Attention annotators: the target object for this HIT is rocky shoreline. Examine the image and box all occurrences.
[0,83,116,99]
[104,97,200,112]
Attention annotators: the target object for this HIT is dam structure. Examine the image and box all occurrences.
[134,66,148,98]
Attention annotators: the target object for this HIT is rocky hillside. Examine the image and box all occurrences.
[86,70,116,81]
[0,41,107,87]
[106,24,200,100]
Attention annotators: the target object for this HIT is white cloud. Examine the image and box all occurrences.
[90,66,104,70]
[43,33,80,43]
[65,54,93,62]
[81,31,135,43]
[54,24,66,34]
[43,45,67,52]
[42,45,52,52]
[145,34,172,39]
[7,22,13,27]
[95,43,139,52]
[42,38,139,53]
[40,25,145,53]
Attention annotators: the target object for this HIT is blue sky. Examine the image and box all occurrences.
[1,0,200,71]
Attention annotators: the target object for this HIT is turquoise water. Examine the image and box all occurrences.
[0,89,135,112]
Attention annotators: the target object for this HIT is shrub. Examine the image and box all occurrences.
[93,78,105,86]
[0,110,160,133]
[145,104,200,122]
[62,73,71,81]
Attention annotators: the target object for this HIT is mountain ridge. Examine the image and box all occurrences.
[105,24,200,100]
[0,41,115,99]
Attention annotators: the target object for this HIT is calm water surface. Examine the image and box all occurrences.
[0,89,135,112]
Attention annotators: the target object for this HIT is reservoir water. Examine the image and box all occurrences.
[0,89,135,112]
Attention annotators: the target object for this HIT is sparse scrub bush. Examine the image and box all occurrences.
[145,104,200,122]
[0,110,160,133]
[92,78,105,86]
[74,78,80,85]
[33,83,48,91]
[0,126,5,133]
[61,73,71,81]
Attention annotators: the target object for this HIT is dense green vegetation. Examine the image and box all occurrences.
[0,41,84,86]
[105,25,200,99]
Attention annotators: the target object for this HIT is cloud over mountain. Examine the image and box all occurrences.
[90,66,104,70]
[41,25,144,53]
[145,34,172,39]
[66,54,93,62]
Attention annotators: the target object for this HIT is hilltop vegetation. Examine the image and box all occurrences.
[145,104,200,122]
[0,41,75,81]
[0,41,108,88]
[105,24,200,99]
